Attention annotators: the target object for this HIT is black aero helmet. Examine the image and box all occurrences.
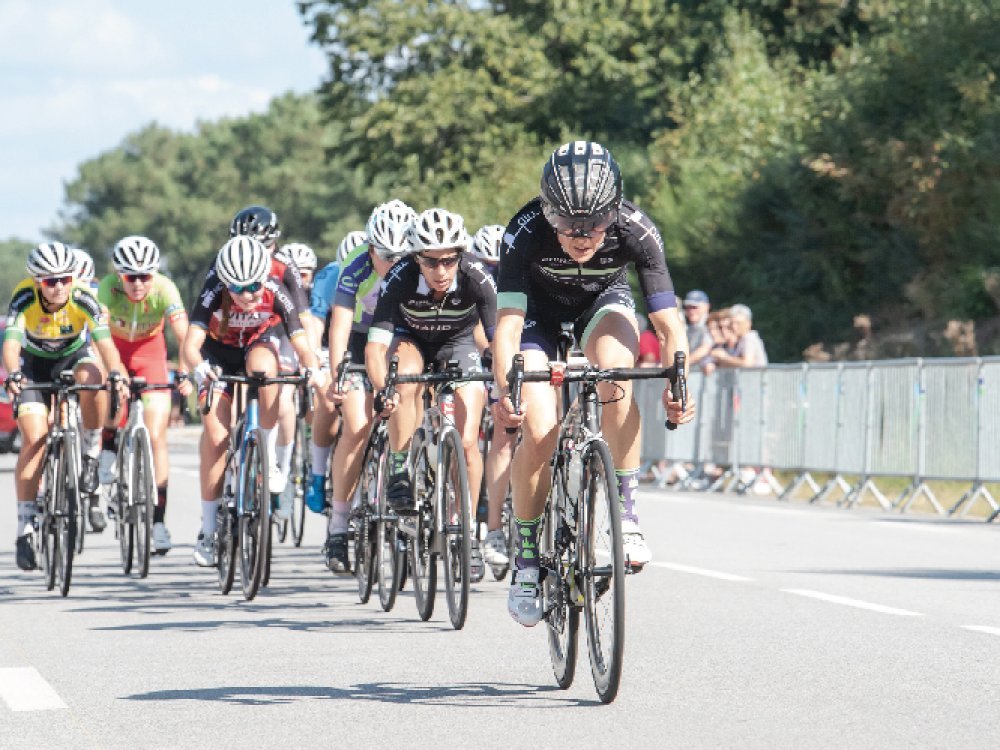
[229,205,280,243]
[540,140,622,236]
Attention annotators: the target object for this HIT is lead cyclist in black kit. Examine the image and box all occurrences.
[492,141,696,626]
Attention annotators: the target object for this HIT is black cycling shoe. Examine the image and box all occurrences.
[323,532,351,575]
[16,534,37,571]
[386,473,413,513]
[88,502,107,533]
[80,455,100,495]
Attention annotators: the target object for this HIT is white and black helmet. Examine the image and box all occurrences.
[113,235,161,274]
[215,236,270,287]
[366,200,415,261]
[72,248,96,281]
[408,208,469,253]
[471,224,504,263]
[336,230,367,263]
[27,242,76,278]
[540,140,622,236]
[275,242,317,271]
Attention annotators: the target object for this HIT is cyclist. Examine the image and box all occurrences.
[319,202,414,573]
[4,242,127,570]
[178,236,327,567]
[228,206,316,501]
[97,236,189,554]
[469,224,504,281]
[366,208,496,577]
[72,248,98,288]
[492,141,695,626]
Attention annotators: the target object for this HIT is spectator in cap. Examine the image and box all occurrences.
[712,303,768,368]
[683,290,715,374]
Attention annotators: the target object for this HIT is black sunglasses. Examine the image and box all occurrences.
[415,253,462,269]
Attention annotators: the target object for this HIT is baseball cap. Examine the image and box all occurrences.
[683,290,709,306]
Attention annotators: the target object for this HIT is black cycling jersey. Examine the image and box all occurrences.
[496,197,676,315]
[368,255,496,348]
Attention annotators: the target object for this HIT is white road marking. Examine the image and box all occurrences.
[651,562,753,582]
[782,588,923,617]
[962,625,1000,637]
[0,667,67,711]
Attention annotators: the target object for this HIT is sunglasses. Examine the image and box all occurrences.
[228,281,263,295]
[39,275,73,288]
[415,253,461,269]
[542,202,617,238]
[123,273,153,283]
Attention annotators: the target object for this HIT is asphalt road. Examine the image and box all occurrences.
[2,428,1000,748]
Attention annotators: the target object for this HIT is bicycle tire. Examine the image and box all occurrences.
[290,416,309,546]
[116,480,134,575]
[239,429,270,600]
[41,441,60,592]
[581,439,625,704]
[216,502,237,595]
[354,431,380,603]
[57,433,78,597]
[491,495,513,582]
[410,436,437,621]
[544,462,579,689]
[133,428,155,578]
[74,436,86,556]
[376,446,403,611]
[441,429,471,630]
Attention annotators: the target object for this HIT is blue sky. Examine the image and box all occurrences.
[0,0,328,241]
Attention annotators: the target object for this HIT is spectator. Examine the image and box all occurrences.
[682,290,715,374]
[637,315,660,366]
[712,304,767,368]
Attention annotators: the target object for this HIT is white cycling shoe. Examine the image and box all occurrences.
[152,522,172,554]
[268,462,287,495]
[508,566,544,627]
[192,532,216,567]
[482,529,509,567]
[621,518,652,569]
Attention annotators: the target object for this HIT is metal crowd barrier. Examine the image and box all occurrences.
[636,357,1000,520]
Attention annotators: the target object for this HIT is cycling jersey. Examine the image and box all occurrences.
[98,272,186,343]
[189,276,305,349]
[368,256,496,348]
[310,261,341,320]
[4,278,110,358]
[270,255,311,318]
[497,198,676,316]
[334,246,382,334]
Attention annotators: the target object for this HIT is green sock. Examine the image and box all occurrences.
[514,514,542,570]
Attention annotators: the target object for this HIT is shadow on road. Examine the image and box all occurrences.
[792,567,1000,581]
[122,681,598,708]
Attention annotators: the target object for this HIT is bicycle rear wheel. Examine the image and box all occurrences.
[441,430,470,630]
[133,429,155,578]
[410,436,437,621]
[57,434,79,596]
[239,429,270,600]
[290,417,309,547]
[354,432,381,603]
[41,441,60,592]
[544,463,580,689]
[581,440,625,704]
[116,480,134,575]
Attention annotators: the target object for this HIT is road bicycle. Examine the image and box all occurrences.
[109,377,172,578]
[508,351,687,703]
[203,370,311,601]
[18,371,117,596]
[393,362,492,630]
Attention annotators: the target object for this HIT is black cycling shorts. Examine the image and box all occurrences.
[16,346,97,416]
[521,280,636,359]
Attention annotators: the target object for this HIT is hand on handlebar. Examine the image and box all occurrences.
[176,372,193,398]
[306,367,329,393]
[492,393,524,431]
[373,388,399,418]
[4,371,23,397]
[662,388,696,426]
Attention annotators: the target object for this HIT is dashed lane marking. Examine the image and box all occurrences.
[781,588,923,617]
[651,562,753,582]
[0,667,67,711]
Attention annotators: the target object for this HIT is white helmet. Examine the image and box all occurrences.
[471,225,504,263]
[113,235,161,274]
[27,242,76,278]
[366,200,415,261]
[72,248,96,281]
[275,242,317,271]
[409,208,469,253]
[215,236,270,287]
[337,230,367,263]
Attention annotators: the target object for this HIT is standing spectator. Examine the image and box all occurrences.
[712,304,767,368]
[637,315,660,366]
[682,290,715,374]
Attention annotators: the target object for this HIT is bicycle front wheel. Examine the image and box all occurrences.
[581,440,625,704]
[41,441,61,592]
[238,429,271,600]
[410,435,437,621]
[441,429,470,630]
[290,416,309,547]
[376,446,403,612]
[57,434,79,597]
[217,501,236,595]
[544,465,579,689]
[354,431,381,603]
[133,429,155,578]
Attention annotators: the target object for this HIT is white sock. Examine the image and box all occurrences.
[276,442,293,478]
[201,498,221,535]
[16,502,35,536]
[328,500,350,534]
[81,428,101,459]
[261,427,278,466]
[310,442,332,476]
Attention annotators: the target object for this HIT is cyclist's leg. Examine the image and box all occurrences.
[306,380,338,512]
[385,337,424,510]
[74,352,107,518]
[324,384,372,572]
[246,334,283,487]
[195,377,231,566]
[273,332,298,492]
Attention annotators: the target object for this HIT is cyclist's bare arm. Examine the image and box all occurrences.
[648,307,695,424]
[327,304,354,374]
[492,309,526,429]
[2,338,22,394]
[365,340,390,392]
[167,312,190,357]
[180,325,207,374]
